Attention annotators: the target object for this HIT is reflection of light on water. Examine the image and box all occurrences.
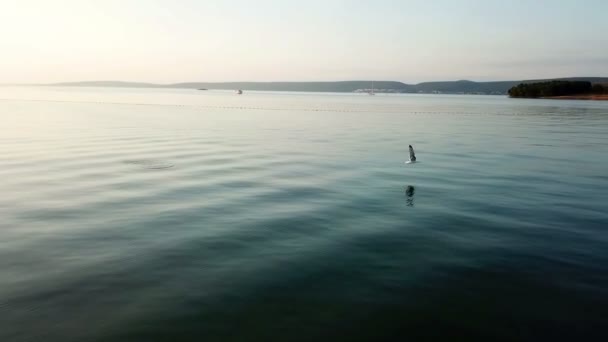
[123,159,174,170]
[405,185,415,207]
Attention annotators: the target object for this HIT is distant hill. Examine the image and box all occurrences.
[508,80,608,99]
[49,77,608,95]
[409,78,608,95]
[168,81,409,93]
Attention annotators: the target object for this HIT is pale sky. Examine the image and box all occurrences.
[1,0,607,84]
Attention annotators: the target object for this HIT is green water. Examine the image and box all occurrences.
[1,87,607,341]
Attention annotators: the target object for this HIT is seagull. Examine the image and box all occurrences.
[409,145,417,163]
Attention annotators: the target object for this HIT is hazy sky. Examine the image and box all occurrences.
[1,0,607,83]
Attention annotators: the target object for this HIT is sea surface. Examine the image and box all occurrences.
[1,87,607,341]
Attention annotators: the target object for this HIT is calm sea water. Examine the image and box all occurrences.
[1,87,607,341]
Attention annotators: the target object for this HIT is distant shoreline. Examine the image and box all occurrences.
[543,94,608,101]
[38,77,608,96]
[508,80,608,100]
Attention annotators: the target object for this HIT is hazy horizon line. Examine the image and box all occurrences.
[4,75,606,86]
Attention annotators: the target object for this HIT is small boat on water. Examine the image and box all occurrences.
[237,89,243,95]
[197,88,208,91]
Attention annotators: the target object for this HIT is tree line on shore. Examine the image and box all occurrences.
[508,80,607,98]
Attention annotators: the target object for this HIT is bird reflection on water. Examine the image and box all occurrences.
[405,185,415,207]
